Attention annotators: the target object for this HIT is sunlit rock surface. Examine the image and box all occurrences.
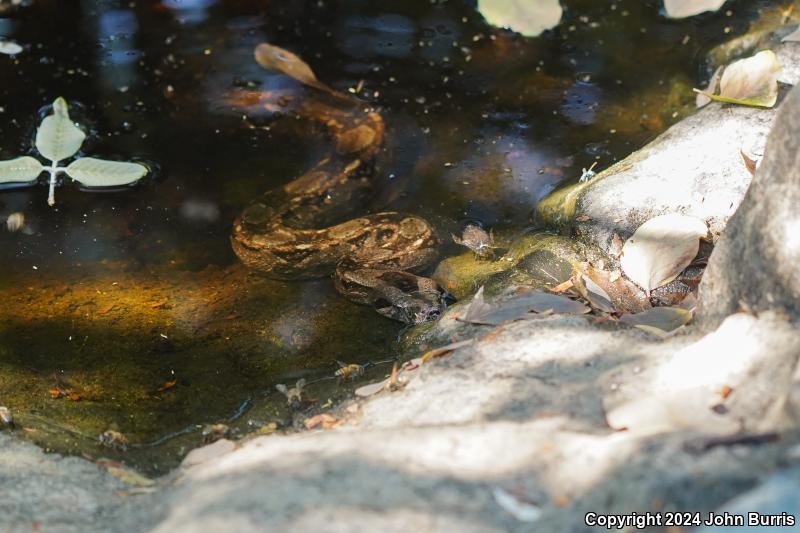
[536,41,800,260]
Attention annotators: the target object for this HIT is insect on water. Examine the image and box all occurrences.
[0,97,149,205]
[335,361,365,381]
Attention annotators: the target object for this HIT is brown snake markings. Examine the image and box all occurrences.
[231,93,448,324]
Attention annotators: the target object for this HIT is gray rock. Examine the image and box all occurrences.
[698,84,800,324]
[537,42,800,261]
[696,467,800,532]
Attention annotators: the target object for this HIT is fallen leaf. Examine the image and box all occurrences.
[149,301,168,309]
[98,304,115,315]
[461,286,495,323]
[67,392,82,402]
[157,380,177,393]
[620,306,693,334]
[0,40,23,55]
[304,413,343,430]
[740,149,758,176]
[574,272,616,313]
[462,288,589,325]
[420,339,473,362]
[255,43,336,95]
[106,466,155,487]
[492,487,543,523]
[48,388,63,399]
[574,214,591,222]
[718,385,733,399]
[663,0,726,19]
[549,278,574,294]
[620,213,708,292]
[354,379,389,398]
[477,0,562,37]
[6,212,25,232]
[696,66,723,108]
[693,50,781,108]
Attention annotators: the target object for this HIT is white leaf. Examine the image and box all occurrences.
[620,214,708,292]
[492,488,542,523]
[696,66,722,108]
[35,97,86,162]
[477,0,562,38]
[65,158,147,187]
[0,40,23,55]
[718,50,781,106]
[664,0,726,19]
[0,156,43,184]
[694,50,781,108]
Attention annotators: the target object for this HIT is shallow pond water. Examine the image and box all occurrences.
[0,0,784,473]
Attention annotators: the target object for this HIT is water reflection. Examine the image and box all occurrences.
[162,0,218,25]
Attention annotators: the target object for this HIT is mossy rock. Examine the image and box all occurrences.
[433,232,602,300]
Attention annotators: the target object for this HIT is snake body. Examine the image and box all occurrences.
[231,90,446,324]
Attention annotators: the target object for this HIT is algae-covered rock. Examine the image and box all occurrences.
[432,232,602,300]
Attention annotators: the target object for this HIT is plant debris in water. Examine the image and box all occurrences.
[0,97,148,205]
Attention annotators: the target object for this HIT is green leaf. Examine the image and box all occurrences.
[0,156,43,184]
[35,97,86,162]
[477,0,562,38]
[65,158,148,187]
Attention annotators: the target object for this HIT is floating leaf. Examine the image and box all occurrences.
[0,40,23,55]
[663,0,726,19]
[477,0,562,38]
[620,306,693,335]
[0,156,43,184]
[254,43,336,95]
[620,214,708,292]
[693,50,781,108]
[5,212,25,232]
[65,158,147,187]
[35,97,86,162]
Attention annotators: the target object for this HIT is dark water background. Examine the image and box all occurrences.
[0,0,780,473]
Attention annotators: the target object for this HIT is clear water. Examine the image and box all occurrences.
[0,0,781,473]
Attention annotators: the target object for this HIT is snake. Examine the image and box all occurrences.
[230,48,447,324]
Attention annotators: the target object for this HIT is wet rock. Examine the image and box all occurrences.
[536,41,800,260]
[698,85,800,324]
[432,232,600,299]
